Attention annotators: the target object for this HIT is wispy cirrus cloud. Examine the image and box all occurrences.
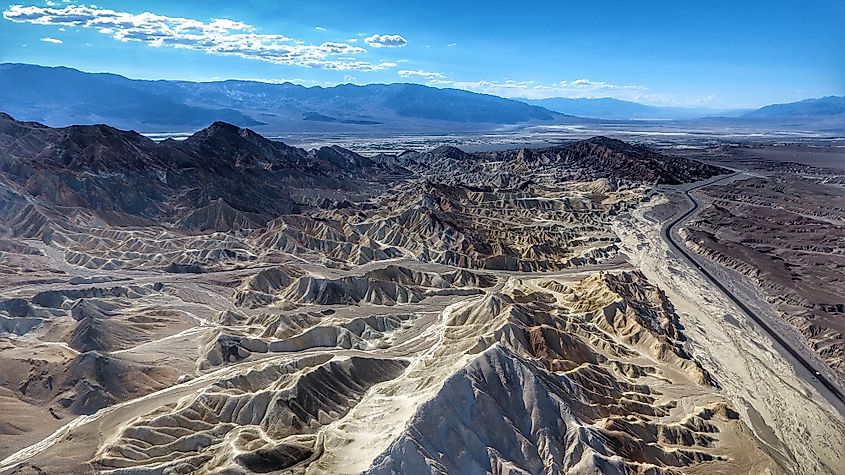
[3,4,400,71]
[430,78,646,100]
[421,76,714,106]
[396,71,650,101]
[397,69,445,80]
[364,33,407,48]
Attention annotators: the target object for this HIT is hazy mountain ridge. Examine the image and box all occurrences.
[743,95,845,118]
[0,63,567,132]
[518,96,749,120]
[1,64,840,133]
[520,95,845,123]
[0,63,263,129]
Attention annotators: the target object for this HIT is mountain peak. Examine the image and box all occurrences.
[189,120,248,138]
[209,120,241,129]
[429,145,472,160]
[184,121,276,151]
[581,135,623,145]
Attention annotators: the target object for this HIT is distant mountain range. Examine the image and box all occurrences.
[517,97,750,120]
[742,96,845,119]
[0,63,566,133]
[0,63,842,133]
[522,95,845,125]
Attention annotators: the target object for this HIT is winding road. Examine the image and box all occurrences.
[662,174,845,411]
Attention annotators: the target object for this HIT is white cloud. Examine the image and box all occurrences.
[4,4,399,71]
[418,76,646,100]
[394,71,659,102]
[447,43,457,47]
[364,33,407,48]
[397,69,707,105]
[398,69,445,80]
[40,36,62,43]
[436,77,711,106]
[314,26,325,31]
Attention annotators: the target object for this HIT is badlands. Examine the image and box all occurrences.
[0,114,843,474]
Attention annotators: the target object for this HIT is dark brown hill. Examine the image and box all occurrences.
[0,114,395,230]
[0,114,721,236]
[542,136,724,184]
[391,136,725,188]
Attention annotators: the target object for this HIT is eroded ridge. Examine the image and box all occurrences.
[77,270,774,474]
[0,115,835,474]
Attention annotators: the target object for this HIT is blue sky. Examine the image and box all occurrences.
[1,0,843,108]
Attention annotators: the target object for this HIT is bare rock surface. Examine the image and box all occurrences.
[0,116,841,474]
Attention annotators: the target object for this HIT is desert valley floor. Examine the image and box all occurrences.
[0,114,843,474]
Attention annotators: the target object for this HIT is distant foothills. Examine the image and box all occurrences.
[1,63,843,133]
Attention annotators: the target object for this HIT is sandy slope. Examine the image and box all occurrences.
[613,193,845,474]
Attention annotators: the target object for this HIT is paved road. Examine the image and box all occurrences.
[662,174,845,410]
